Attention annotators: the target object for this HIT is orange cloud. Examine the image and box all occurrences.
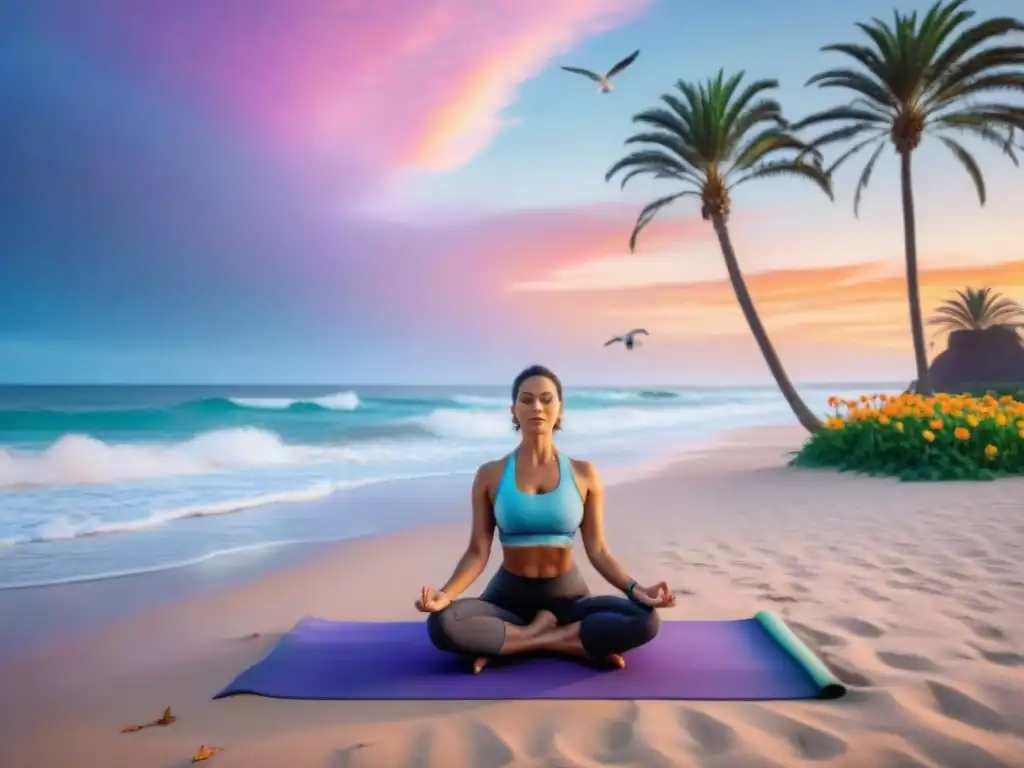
[592,259,1024,349]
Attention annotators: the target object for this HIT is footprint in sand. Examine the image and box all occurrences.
[831,616,885,638]
[676,709,737,757]
[875,651,940,673]
[466,721,516,767]
[853,584,892,603]
[974,648,1024,667]
[961,618,1006,642]
[960,597,999,615]
[886,579,945,596]
[594,703,675,768]
[926,681,1008,732]
[758,593,799,604]
[879,749,934,768]
[891,566,920,578]
[790,622,846,649]
[749,710,848,761]
[819,650,874,687]
[731,559,761,571]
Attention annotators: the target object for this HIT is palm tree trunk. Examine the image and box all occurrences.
[710,214,823,434]
[899,151,933,395]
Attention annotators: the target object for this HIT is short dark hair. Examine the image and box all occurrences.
[511,365,564,432]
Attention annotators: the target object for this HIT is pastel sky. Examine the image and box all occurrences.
[1,0,1021,386]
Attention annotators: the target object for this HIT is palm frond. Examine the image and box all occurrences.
[628,192,699,253]
[936,136,986,203]
[729,160,834,199]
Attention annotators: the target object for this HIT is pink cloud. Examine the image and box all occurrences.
[39,0,649,176]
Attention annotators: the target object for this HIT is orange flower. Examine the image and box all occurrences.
[954,427,970,440]
[922,429,935,442]
[929,418,944,430]
[984,444,998,458]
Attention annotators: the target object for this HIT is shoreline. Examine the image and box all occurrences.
[4,426,1021,766]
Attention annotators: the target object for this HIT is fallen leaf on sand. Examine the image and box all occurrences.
[247,632,260,639]
[192,745,224,762]
[151,706,177,726]
[120,725,144,733]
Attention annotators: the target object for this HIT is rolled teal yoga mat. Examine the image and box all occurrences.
[754,610,847,700]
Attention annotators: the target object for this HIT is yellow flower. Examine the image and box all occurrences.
[1019,428,1024,439]
[995,413,1007,426]
[954,426,970,440]
[966,415,979,427]
[878,414,890,425]
[922,429,935,442]
[1017,420,1024,430]
[930,418,944,430]
[895,421,904,432]
[984,444,998,458]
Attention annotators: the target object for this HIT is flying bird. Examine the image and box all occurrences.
[604,328,649,350]
[560,49,640,93]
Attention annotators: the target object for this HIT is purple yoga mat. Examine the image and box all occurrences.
[214,618,827,700]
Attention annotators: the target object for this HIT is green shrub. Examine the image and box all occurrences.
[790,392,1024,481]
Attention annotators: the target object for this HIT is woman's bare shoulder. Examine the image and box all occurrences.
[476,456,510,486]
[569,456,599,477]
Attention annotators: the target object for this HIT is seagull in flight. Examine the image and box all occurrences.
[561,49,640,93]
[604,328,649,350]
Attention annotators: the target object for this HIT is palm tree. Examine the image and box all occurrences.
[605,70,832,434]
[928,286,1024,339]
[793,0,1024,395]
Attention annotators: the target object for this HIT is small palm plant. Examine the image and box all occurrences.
[605,70,832,433]
[793,0,1024,395]
[929,287,1024,339]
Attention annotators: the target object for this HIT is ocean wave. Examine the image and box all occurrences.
[0,427,468,490]
[226,391,360,411]
[407,400,785,440]
[6,481,348,545]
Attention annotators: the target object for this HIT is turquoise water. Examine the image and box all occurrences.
[0,383,891,588]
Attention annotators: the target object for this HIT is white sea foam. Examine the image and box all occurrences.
[0,427,467,489]
[228,390,360,410]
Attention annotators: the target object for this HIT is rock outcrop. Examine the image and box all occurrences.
[928,326,1024,393]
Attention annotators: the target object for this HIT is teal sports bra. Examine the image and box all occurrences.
[493,452,585,548]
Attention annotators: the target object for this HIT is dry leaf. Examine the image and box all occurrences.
[192,745,223,762]
[120,724,144,733]
[151,706,177,726]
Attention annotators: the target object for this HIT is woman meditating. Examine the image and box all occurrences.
[416,364,675,673]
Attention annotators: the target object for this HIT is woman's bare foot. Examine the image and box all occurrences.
[472,657,489,674]
[605,653,626,669]
[524,610,558,637]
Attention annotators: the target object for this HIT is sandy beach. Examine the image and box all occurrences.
[1,426,1023,768]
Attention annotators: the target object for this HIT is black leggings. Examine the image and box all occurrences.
[426,566,660,658]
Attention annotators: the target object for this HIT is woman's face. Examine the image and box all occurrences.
[512,375,562,435]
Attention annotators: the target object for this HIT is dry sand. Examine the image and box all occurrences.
[1,426,1023,768]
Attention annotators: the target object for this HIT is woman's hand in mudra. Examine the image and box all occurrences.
[416,586,451,613]
[632,581,676,608]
